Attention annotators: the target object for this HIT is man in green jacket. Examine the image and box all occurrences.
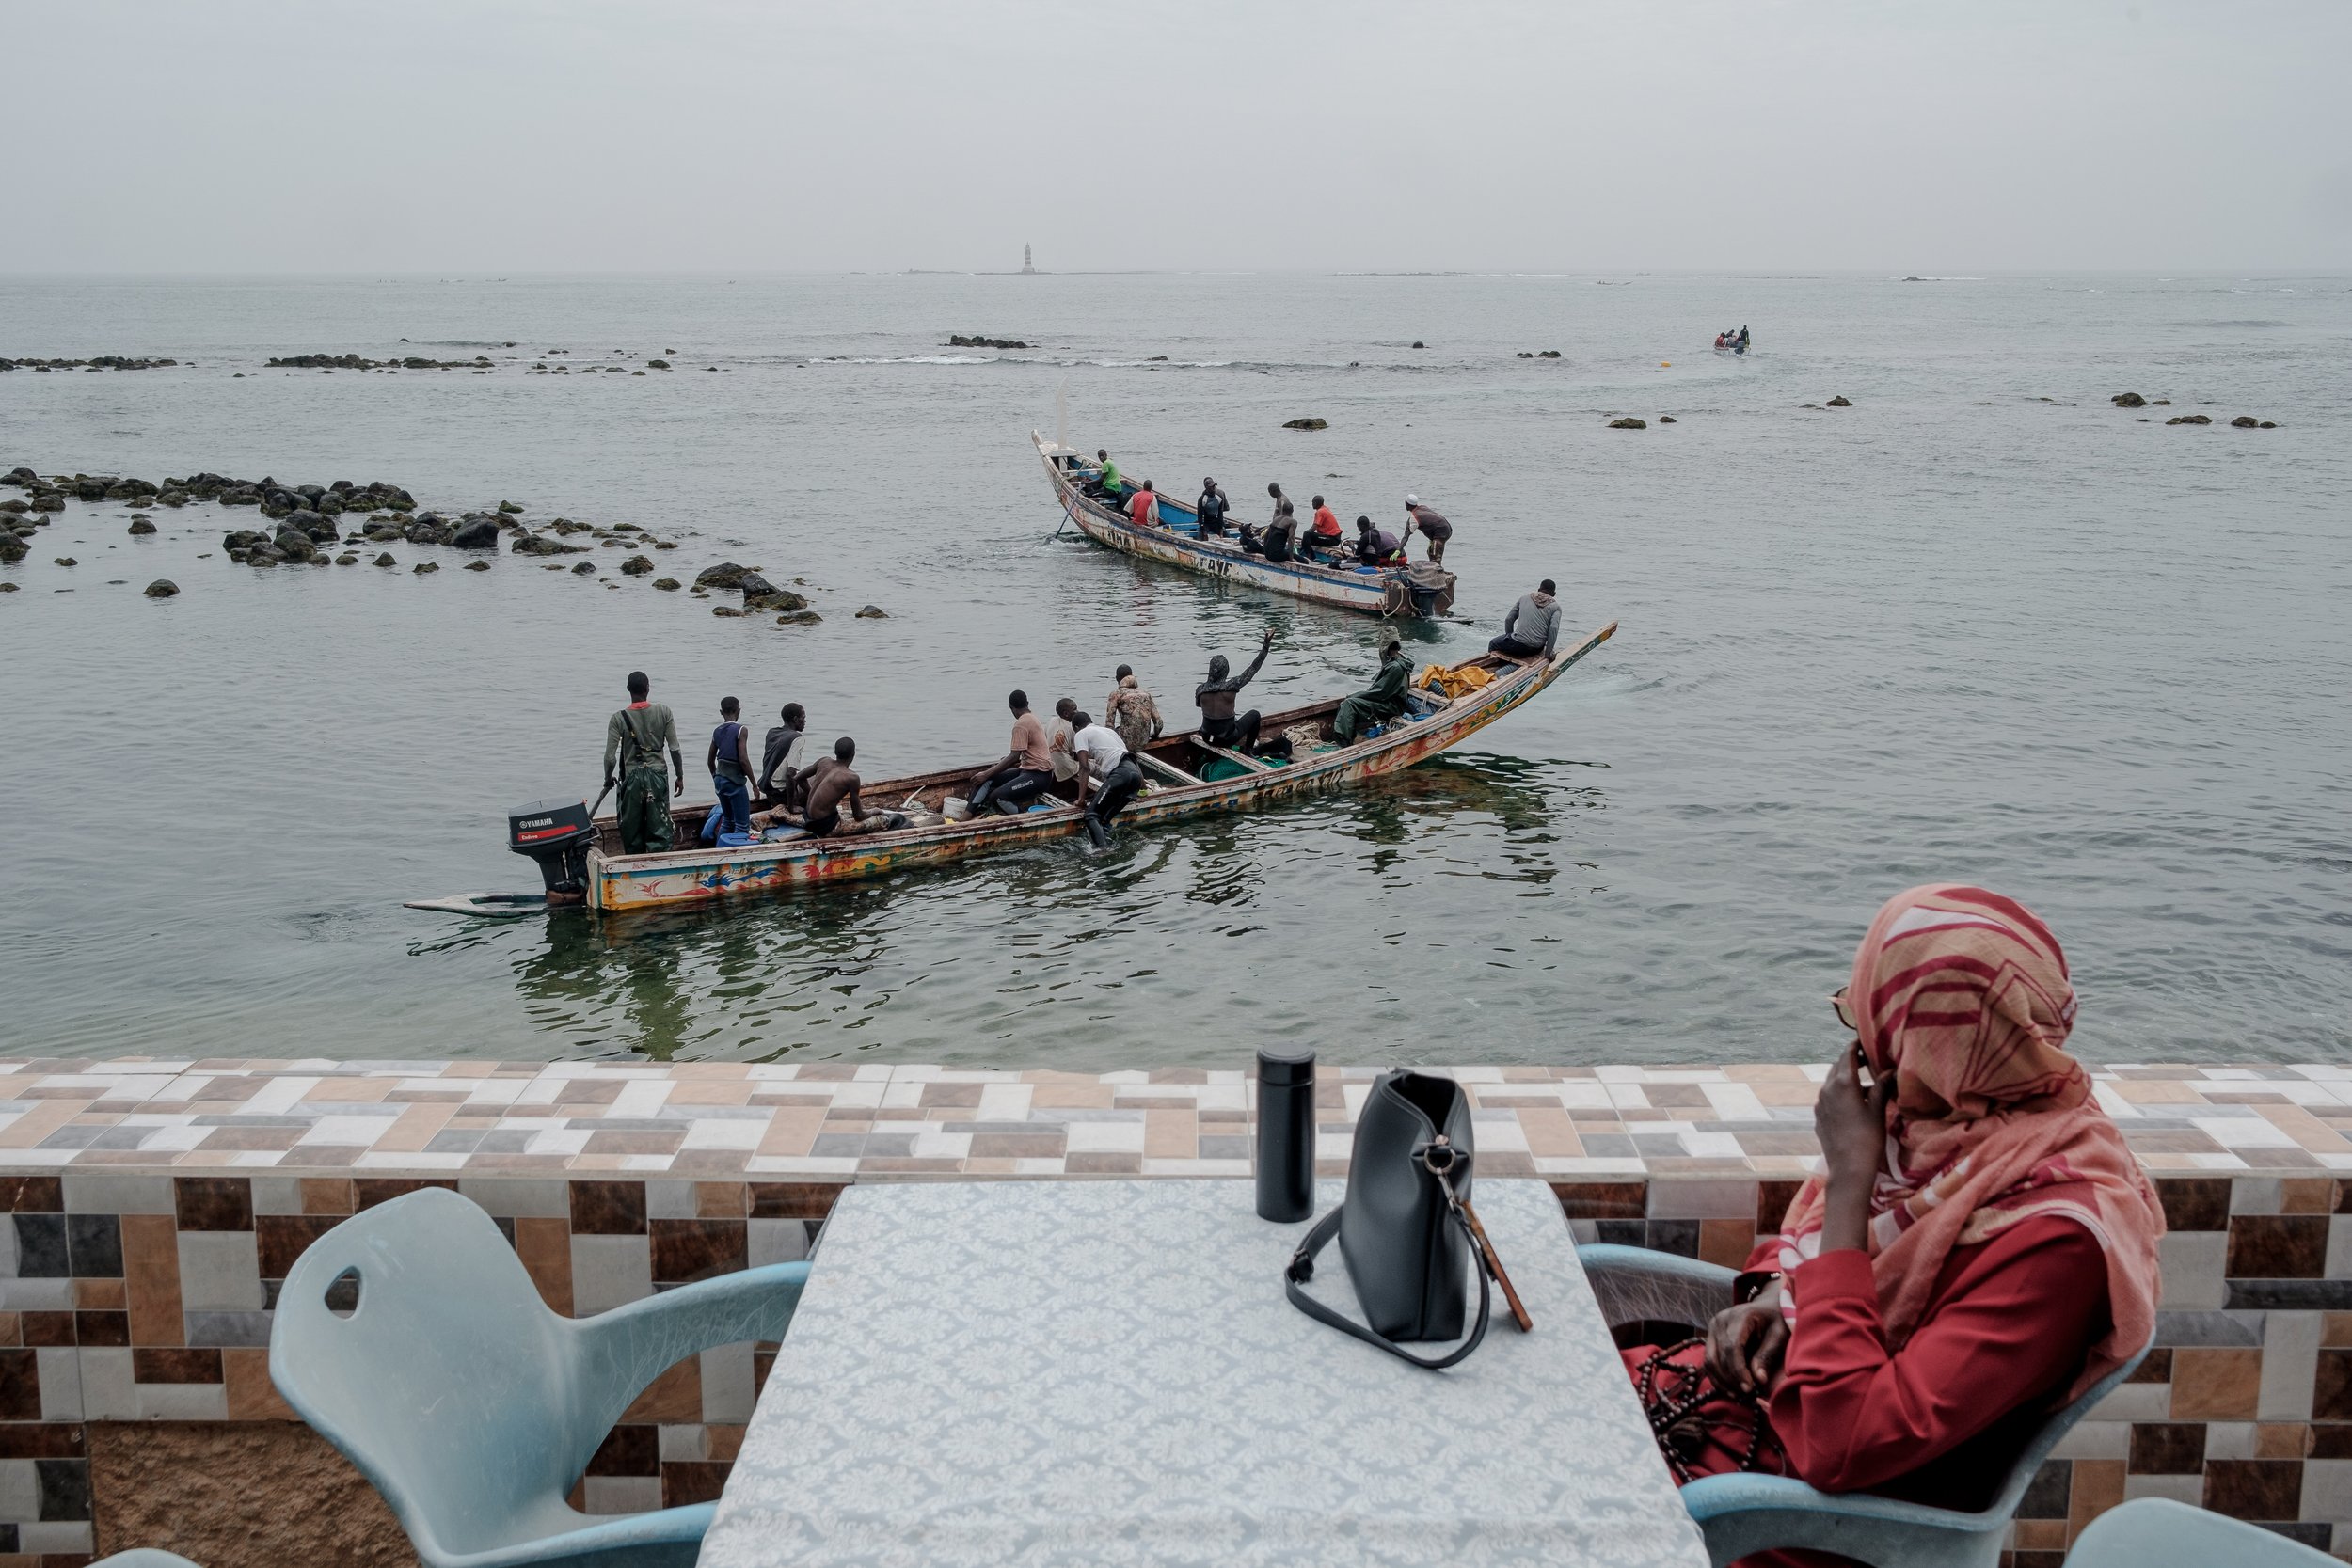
[603,670,684,853]
[1331,639,1413,744]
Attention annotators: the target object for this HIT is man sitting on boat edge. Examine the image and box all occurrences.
[1196,627,1274,755]
[1330,639,1413,744]
[968,690,1057,816]
[773,737,904,838]
[1489,580,1562,661]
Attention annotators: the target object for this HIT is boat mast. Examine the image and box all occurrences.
[1057,379,1069,451]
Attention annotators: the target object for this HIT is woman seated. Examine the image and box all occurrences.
[1625,884,2162,1565]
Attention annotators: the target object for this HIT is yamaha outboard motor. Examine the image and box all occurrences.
[508,798,596,904]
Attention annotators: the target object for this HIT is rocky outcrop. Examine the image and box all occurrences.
[267,352,493,371]
[414,562,439,574]
[2111,392,2148,407]
[746,590,809,613]
[653,578,681,591]
[1658,415,1677,424]
[1282,418,1329,431]
[947,334,1028,349]
[373,553,397,567]
[694,562,755,590]
[144,579,178,597]
[449,516,501,549]
[2166,414,2213,425]
[0,356,178,372]
[570,561,596,575]
[856,604,888,618]
[620,555,655,575]
[510,533,584,556]
[1825,395,1852,407]
[776,610,822,626]
[127,517,156,535]
[465,559,491,571]
[1607,417,1646,430]
[738,571,779,598]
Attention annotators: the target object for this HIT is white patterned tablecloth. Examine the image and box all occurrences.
[700,1178,1707,1568]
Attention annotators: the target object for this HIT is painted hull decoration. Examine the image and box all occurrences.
[1034,433,1454,619]
[581,626,1616,911]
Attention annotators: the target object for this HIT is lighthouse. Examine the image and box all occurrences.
[1022,244,1036,275]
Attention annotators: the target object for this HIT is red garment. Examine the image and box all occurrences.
[1128,489,1157,527]
[1311,504,1343,538]
[1624,1213,2108,1568]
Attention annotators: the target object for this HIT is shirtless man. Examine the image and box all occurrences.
[1196,627,1274,754]
[785,737,902,838]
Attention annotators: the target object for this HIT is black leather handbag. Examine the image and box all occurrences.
[1284,1069,1492,1370]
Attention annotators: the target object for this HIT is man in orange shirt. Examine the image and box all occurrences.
[1127,480,1159,529]
[1307,494,1344,557]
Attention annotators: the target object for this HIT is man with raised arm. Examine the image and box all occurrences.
[1195,627,1275,756]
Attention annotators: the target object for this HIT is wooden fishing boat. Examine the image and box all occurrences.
[1034,433,1456,619]
[579,625,1614,911]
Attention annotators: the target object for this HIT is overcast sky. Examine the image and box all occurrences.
[7,0,2347,274]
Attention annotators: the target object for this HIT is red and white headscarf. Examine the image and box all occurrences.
[1774,884,2163,1398]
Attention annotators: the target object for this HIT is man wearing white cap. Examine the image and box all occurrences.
[1402,493,1454,564]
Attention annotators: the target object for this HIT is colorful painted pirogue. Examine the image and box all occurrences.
[1034,433,1456,619]
[578,626,1614,911]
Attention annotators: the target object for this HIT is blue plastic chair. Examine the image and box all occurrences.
[270,1187,808,1568]
[2064,1497,2334,1565]
[1581,1243,2151,1568]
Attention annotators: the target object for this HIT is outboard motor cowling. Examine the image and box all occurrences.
[508,798,596,903]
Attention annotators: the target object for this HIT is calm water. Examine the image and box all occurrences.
[2,272,2347,1067]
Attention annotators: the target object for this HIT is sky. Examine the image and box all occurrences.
[6,0,2348,274]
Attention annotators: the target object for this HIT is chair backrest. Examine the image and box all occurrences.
[269,1188,591,1559]
[1977,1339,2152,1526]
[2065,1496,2335,1567]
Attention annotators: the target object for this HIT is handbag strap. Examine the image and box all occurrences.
[1284,1202,1493,1370]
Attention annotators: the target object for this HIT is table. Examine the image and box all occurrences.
[700,1179,1708,1568]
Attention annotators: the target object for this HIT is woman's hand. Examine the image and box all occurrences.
[1814,1042,1891,1251]
[1705,1281,1788,1395]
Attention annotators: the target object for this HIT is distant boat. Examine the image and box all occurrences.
[1023,244,1037,275]
[1034,433,1455,620]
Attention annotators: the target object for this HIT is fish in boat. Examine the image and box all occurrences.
[526,628,1615,912]
[1035,433,1457,619]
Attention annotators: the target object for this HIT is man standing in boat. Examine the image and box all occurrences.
[1402,494,1454,564]
[1196,627,1274,755]
[603,671,684,854]
[1196,478,1230,537]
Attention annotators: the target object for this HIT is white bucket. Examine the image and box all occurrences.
[943,798,971,821]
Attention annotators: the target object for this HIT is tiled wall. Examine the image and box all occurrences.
[6,1057,2352,1566]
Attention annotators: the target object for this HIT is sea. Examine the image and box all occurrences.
[2,271,2346,1069]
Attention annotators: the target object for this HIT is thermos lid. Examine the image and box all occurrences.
[1256,1047,1316,1087]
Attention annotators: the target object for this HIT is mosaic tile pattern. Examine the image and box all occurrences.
[5,1059,2352,1567]
[8,1058,2352,1180]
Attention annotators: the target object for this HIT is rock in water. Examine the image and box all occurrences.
[1658,415,1677,424]
[1825,395,1852,407]
[738,571,779,597]
[652,578,681,591]
[414,562,439,574]
[373,553,397,568]
[335,553,358,565]
[449,515,501,549]
[776,610,822,626]
[2166,414,2213,425]
[571,561,596,575]
[54,556,78,566]
[1607,418,1646,430]
[128,517,157,534]
[620,554,654,576]
[2110,392,2148,408]
[144,578,178,597]
[510,533,583,556]
[745,589,809,612]
[2230,416,2262,428]
[1281,418,1328,431]
[856,604,888,618]
[0,537,24,563]
[465,559,491,571]
[712,605,745,618]
[694,562,754,589]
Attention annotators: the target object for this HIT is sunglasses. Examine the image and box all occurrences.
[1831,985,1860,1033]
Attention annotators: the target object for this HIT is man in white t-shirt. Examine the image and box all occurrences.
[1070,709,1142,849]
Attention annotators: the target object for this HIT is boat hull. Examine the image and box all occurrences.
[584,625,1614,911]
[1036,434,1442,617]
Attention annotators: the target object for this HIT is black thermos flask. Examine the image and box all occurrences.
[1255,1046,1316,1222]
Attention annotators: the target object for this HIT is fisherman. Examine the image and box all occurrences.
[1089,448,1127,506]
[1048,697,1082,785]
[707,696,754,838]
[1488,578,1563,660]
[1331,638,1414,744]
[1196,477,1231,537]
[1306,494,1344,557]
[1714,331,1728,350]
[1354,515,1406,566]
[1197,627,1274,754]
[1261,499,1300,563]
[1738,325,1751,349]
[602,670,684,854]
[968,689,1056,816]
[1402,493,1454,564]
[1105,665,1164,757]
[787,737,904,838]
[756,702,808,813]
[1127,479,1160,530]
[1070,708,1143,849]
